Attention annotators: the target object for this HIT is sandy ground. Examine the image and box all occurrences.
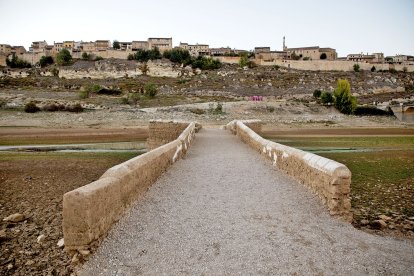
[79,128,414,275]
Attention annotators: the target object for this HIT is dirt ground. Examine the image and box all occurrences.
[0,151,137,275]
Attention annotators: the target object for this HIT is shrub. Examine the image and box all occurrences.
[127,53,134,60]
[303,57,310,61]
[128,93,140,104]
[144,83,158,98]
[354,106,393,116]
[320,53,327,60]
[42,103,65,112]
[239,53,249,68]
[139,63,149,75]
[192,56,222,70]
[189,108,205,115]
[81,52,89,60]
[333,79,357,114]
[313,89,322,98]
[65,103,83,113]
[353,64,360,72]
[266,106,275,113]
[403,66,408,73]
[78,90,89,99]
[24,101,40,113]
[96,88,122,95]
[94,56,103,61]
[163,48,192,65]
[389,68,397,74]
[51,67,59,77]
[6,54,31,68]
[134,48,162,62]
[39,56,54,67]
[273,65,280,70]
[320,91,334,104]
[371,66,376,72]
[56,49,72,66]
[85,84,102,93]
[120,97,129,104]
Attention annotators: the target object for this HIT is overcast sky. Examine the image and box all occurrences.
[0,0,413,57]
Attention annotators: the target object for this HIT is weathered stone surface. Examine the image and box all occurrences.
[226,120,352,222]
[62,121,199,251]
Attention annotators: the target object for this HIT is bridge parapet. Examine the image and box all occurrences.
[226,120,352,222]
[63,121,200,252]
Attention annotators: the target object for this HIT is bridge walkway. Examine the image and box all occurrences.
[80,128,414,275]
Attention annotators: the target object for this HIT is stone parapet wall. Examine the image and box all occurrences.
[63,122,199,251]
[226,120,352,221]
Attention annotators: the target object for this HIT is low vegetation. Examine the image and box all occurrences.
[56,49,72,66]
[6,54,31,68]
[24,102,84,113]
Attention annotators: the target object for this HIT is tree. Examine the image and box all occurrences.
[333,79,357,114]
[148,47,162,60]
[56,49,72,66]
[6,54,31,68]
[239,52,249,68]
[144,83,158,98]
[38,56,54,67]
[164,48,191,65]
[113,40,120,50]
[192,56,222,70]
[320,53,327,60]
[353,64,360,72]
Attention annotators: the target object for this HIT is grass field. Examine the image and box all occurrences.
[268,135,414,235]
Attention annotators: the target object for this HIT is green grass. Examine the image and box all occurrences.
[269,135,414,222]
[0,151,139,162]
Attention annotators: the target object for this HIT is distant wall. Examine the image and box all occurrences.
[63,121,199,251]
[255,59,414,72]
[214,56,240,64]
[226,120,352,222]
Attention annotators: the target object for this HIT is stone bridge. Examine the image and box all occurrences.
[62,121,414,275]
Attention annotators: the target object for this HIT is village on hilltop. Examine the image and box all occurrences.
[1,36,413,72]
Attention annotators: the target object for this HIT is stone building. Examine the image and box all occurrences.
[132,41,149,51]
[63,41,75,49]
[148,38,172,52]
[81,42,95,52]
[119,42,132,51]
[254,47,271,54]
[11,46,26,56]
[0,44,12,55]
[95,40,110,51]
[256,51,288,61]
[53,42,63,54]
[347,53,384,63]
[386,55,414,65]
[31,41,48,53]
[285,46,337,60]
[179,42,210,56]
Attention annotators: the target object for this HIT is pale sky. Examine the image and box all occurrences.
[0,0,413,57]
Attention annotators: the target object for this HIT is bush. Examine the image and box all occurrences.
[163,48,192,65]
[192,56,222,70]
[65,103,84,113]
[239,53,249,68]
[81,52,89,60]
[389,68,397,74]
[189,108,205,115]
[128,93,140,104]
[144,83,158,98]
[320,91,334,104]
[266,106,275,113]
[78,90,89,99]
[139,63,149,75]
[403,66,408,73]
[120,97,129,104]
[333,79,357,114]
[51,67,59,77]
[134,47,162,62]
[42,103,65,112]
[6,54,31,68]
[85,84,102,93]
[39,56,54,67]
[96,88,122,95]
[354,106,393,116]
[127,53,134,60]
[94,56,103,61]
[353,64,360,72]
[56,49,72,66]
[371,66,376,72]
[24,102,40,113]
[313,89,322,98]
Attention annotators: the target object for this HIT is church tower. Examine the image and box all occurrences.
[283,36,287,51]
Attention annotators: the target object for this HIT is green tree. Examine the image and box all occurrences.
[192,56,222,70]
[39,56,54,67]
[113,40,120,49]
[56,49,72,66]
[144,83,158,98]
[239,52,249,68]
[148,47,162,60]
[333,79,357,114]
[164,48,191,65]
[353,64,360,72]
[320,91,334,104]
[6,54,31,68]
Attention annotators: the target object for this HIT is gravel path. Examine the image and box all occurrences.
[79,128,414,275]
